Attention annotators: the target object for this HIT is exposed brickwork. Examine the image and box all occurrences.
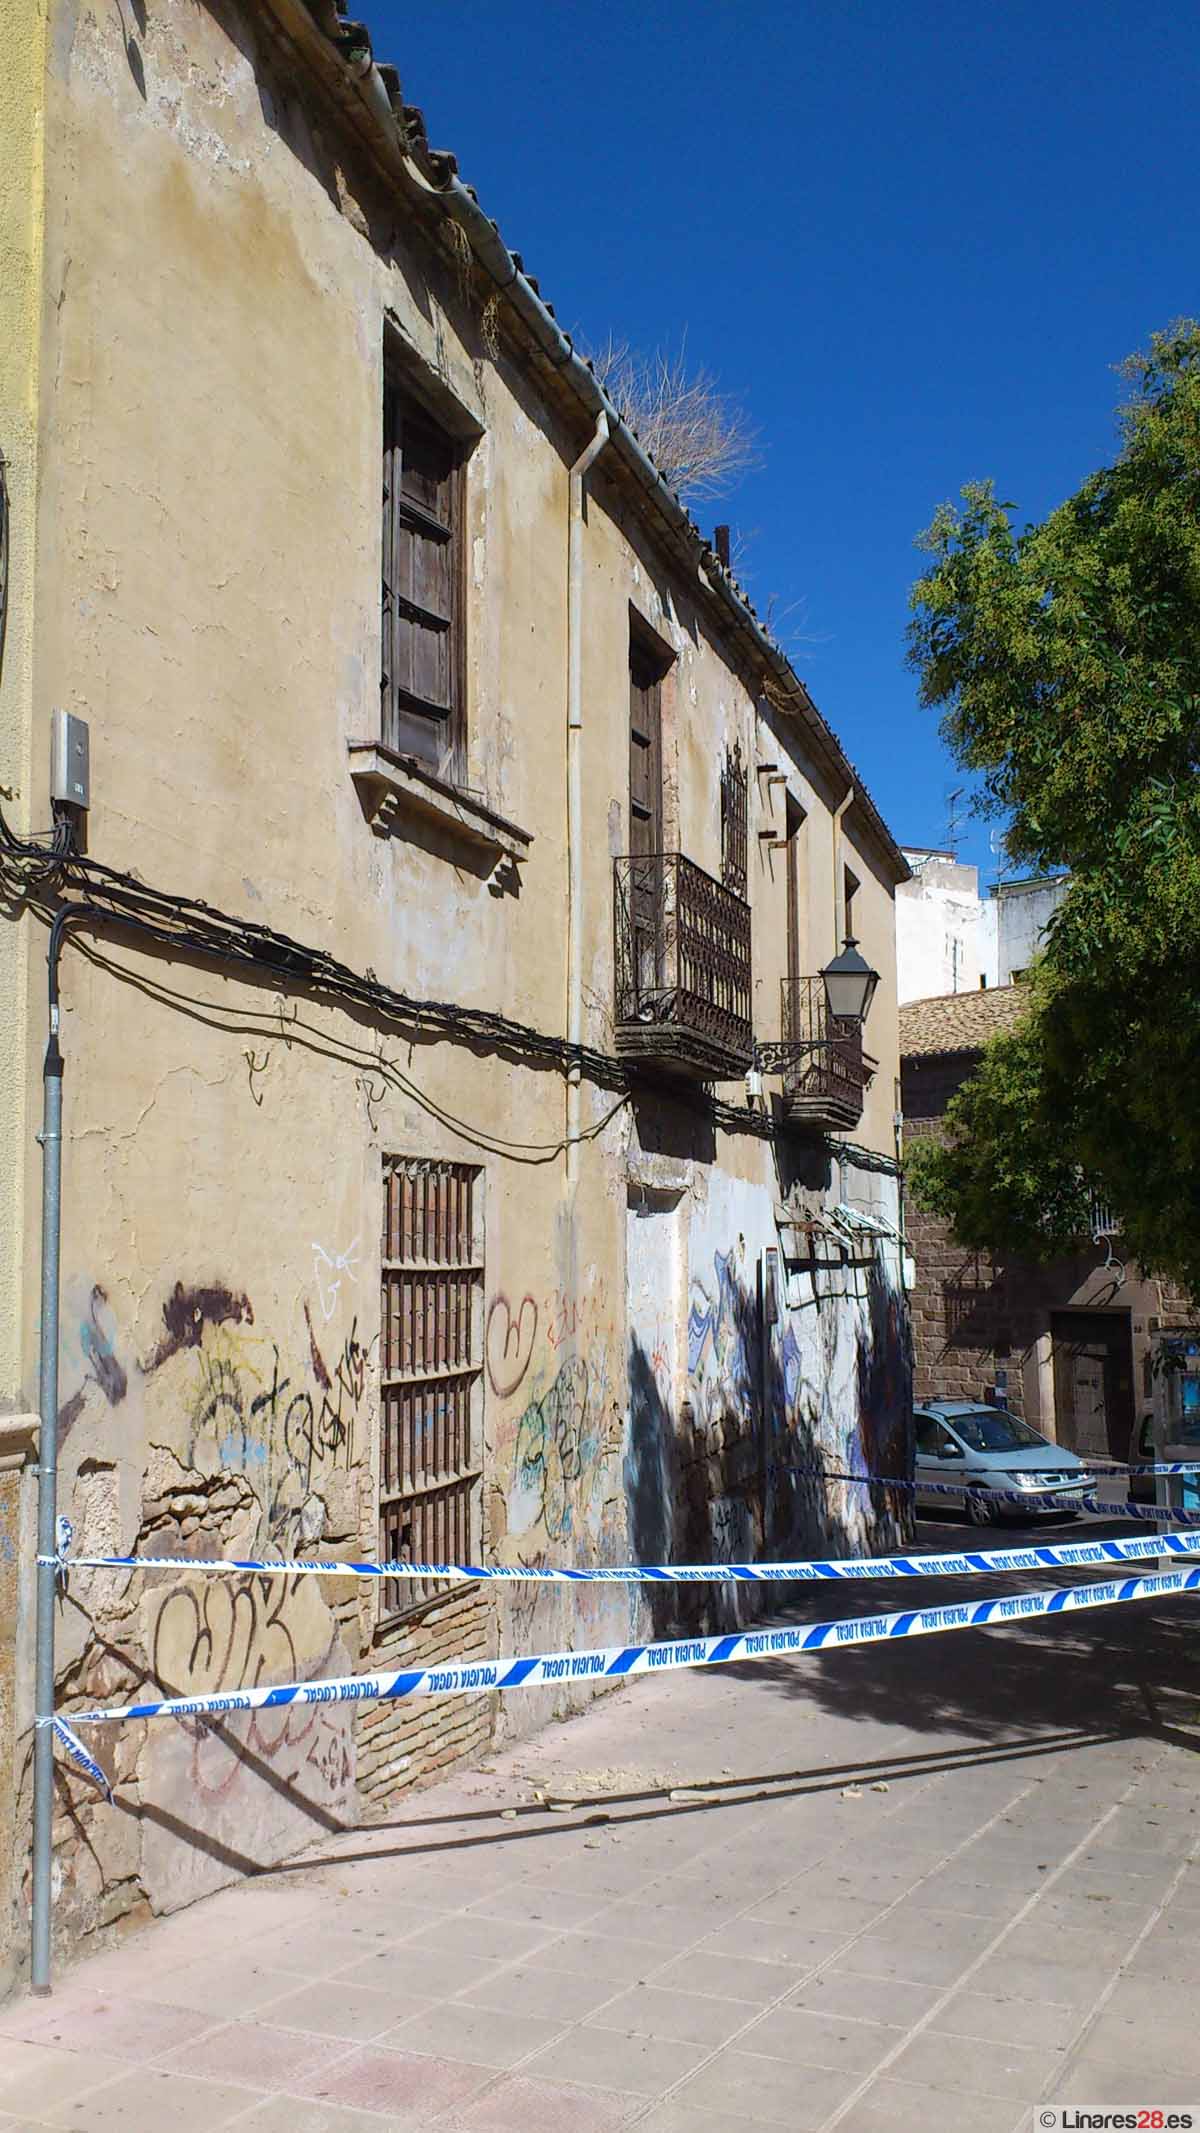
[355,1585,493,1804]
[902,1051,1200,1446]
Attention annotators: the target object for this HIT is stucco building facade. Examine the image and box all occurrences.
[0,0,910,1982]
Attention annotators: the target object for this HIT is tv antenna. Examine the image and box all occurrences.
[944,786,965,856]
[989,826,1016,880]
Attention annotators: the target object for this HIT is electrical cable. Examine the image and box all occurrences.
[0,468,74,889]
[1,798,899,1175]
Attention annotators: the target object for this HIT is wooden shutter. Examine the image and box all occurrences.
[628,643,663,857]
[786,796,804,985]
[382,387,460,772]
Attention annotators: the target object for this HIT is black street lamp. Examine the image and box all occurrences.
[821,936,879,1025]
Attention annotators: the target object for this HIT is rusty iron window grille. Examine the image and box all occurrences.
[379,1157,483,1618]
[614,851,754,1064]
[381,379,465,780]
[720,740,748,898]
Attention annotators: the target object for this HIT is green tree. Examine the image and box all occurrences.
[905,321,1200,1291]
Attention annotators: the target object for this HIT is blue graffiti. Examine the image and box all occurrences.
[218,1432,268,1468]
[781,1322,802,1412]
[688,1249,756,1429]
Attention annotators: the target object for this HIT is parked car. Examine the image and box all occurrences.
[913,1401,1089,1525]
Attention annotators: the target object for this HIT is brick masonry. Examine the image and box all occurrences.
[902,1046,1196,1448]
[355,1585,492,1805]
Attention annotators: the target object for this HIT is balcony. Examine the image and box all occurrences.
[776,976,871,1131]
[614,853,753,1081]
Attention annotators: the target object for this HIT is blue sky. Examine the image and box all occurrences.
[366,0,1194,881]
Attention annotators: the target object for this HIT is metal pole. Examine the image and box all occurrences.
[30,940,65,1993]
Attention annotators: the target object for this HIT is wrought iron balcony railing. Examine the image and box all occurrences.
[772,976,870,1130]
[614,852,753,1080]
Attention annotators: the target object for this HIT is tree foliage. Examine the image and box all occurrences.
[906,322,1200,1291]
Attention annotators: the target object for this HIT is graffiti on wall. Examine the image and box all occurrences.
[485,1294,538,1399]
[140,1566,354,1912]
[179,1310,368,1553]
[511,1355,621,1543]
[489,1276,622,1556]
[150,1571,351,1801]
[56,1263,371,1563]
[762,1228,911,1558]
[311,1239,359,1324]
[687,1247,757,1435]
[142,1281,255,1374]
[58,1283,131,1441]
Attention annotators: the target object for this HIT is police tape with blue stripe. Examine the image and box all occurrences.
[46,1523,1200,1587]
[1094,1461,1200,1475]
[777,1467,1200,1522]
[63,1564,1200,1732]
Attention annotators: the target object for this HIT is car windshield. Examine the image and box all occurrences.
[944,1410,1049,1454]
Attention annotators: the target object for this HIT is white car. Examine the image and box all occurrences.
[913,1401,1088,1525]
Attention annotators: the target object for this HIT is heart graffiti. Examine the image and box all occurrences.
[485,1293,539,1399]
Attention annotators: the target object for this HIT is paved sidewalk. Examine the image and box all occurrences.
[2,1511,1199,2132]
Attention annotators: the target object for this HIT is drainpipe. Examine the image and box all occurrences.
[30,909,73,1992]
[565,412,609,1187]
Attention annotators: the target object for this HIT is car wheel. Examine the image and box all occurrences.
[965,1489,995,1527]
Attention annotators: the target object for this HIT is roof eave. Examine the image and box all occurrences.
[255,0,910,888]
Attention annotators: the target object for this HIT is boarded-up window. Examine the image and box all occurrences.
[381,380,463,775]
[379,1158,483,1617]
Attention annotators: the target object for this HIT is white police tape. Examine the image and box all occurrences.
[45,1716,112,1797]
[1086,1498,1200,1524]
[43,1525,1200,1589]
[1095,1461,1200,1475]
[65,1565,1200,1731]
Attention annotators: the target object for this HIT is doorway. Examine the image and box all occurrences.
[1050,1309,1134,1459]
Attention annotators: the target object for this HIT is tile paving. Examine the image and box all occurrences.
[1,1509,1198,2127]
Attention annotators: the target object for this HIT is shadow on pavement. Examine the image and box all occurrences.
[707,1510,1200,1747]
[255,1506,1200,1875]
[254,1721,1129,1875]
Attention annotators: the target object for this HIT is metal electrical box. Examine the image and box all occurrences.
[50,709,90,809]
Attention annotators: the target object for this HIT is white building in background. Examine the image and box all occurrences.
[979,873,1069,988]
[896,849,1068,1004]
[896,849,985,1002]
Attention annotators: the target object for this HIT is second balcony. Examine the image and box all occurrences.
[777,975,872,1130]
[614,853,753,1082]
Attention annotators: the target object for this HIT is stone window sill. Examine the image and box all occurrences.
[347,741,532,866]
[0,1412,39,1473]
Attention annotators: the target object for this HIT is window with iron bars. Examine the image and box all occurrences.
[720,739,748,897]
[379,1157,483,1618]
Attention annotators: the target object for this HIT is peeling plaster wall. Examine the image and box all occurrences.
[624,1137,911,1644]
[0,0,909,1978]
